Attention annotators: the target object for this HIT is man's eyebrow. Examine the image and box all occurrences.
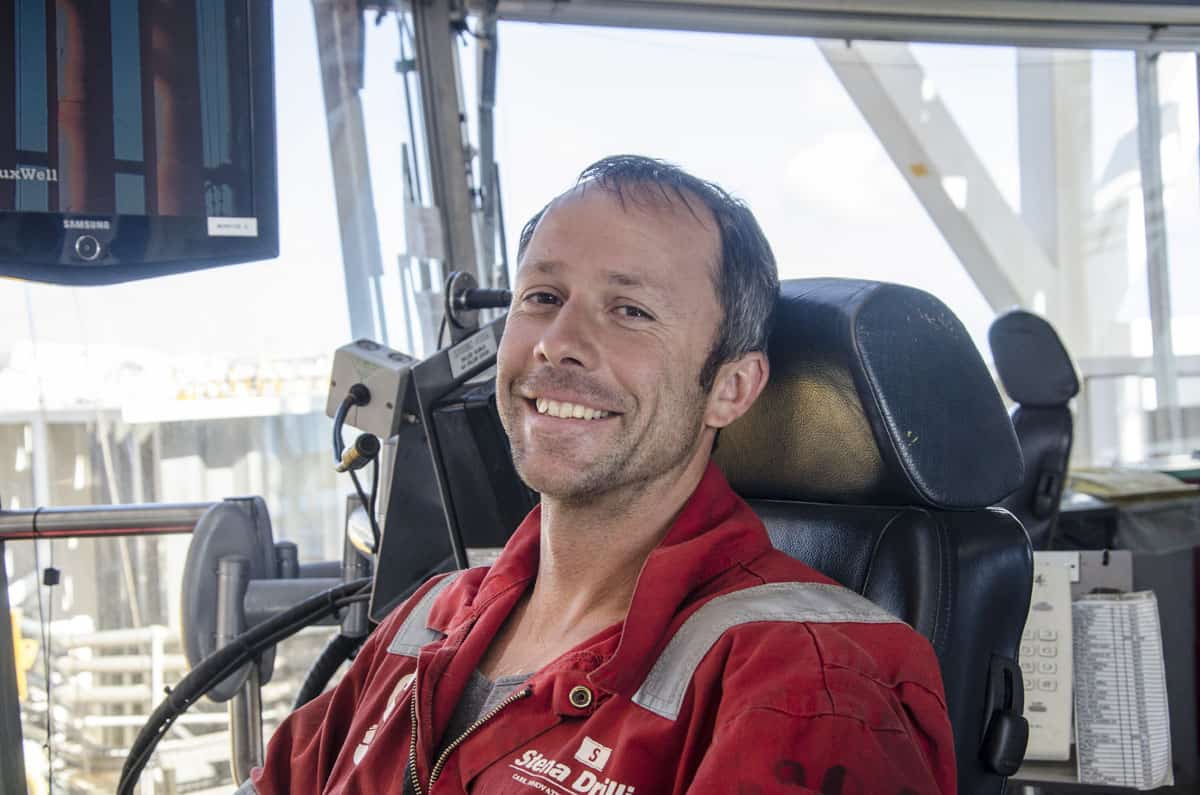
[519,261,673,304]
[606,270,680,313]
[521,261,663,292]
[606,270,647,288]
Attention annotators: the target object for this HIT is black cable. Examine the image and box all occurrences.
[120,588,370,793]
[332,395,352,463]
[348,468,381,551]
[332,387,381,550]
[494,162,511,290]
[291,632,366,711]
[333,385,372,464]
[117,580,371,795]
[369,455,380,540]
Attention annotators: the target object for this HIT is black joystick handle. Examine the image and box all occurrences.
[454,287,512,311]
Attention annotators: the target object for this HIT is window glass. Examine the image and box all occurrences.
[5,9,1200,789]
[4,6,356,788]
[495,24,1008,353]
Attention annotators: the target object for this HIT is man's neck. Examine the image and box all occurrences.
[477,451,713,679]
[524,452,712,633]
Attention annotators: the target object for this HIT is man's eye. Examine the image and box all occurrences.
[618,305,654,321]
[524,292,560,306]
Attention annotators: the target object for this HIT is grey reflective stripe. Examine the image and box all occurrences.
[233,779,256,794]
[632,582,902,720]
[386,571,465,656]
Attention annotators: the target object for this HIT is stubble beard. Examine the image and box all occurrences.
[500,376,710,508]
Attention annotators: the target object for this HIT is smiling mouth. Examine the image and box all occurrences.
[531,397,613,420]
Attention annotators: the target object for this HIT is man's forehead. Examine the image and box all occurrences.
[518,184,720,281]
[557,181,715,227]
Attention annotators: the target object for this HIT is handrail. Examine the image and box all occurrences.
[0,502,216,541]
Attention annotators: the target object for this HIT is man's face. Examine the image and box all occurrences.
[496,186,724,503]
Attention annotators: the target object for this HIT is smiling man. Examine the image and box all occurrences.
[248,156,956,794]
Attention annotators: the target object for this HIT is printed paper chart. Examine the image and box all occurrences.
[1072,592,1172,789]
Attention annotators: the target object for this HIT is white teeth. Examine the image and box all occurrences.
[533,398,610,420]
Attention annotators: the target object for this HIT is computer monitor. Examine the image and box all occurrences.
[0,0,277,284]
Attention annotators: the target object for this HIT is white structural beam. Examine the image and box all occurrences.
[474,1,1200,51]
[1017,51,1091,274]
[313,0,386,343]
[1135,51,1182,443]
[1016,50,1100,357]
[818,40,1055,314]
[1015,49,1108,465]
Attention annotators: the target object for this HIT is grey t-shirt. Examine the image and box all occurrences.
[438,670,530,753]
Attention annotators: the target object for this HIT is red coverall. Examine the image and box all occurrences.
[251,463,956,794]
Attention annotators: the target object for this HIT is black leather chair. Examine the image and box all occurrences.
[716,278,1033,795]
[988,310,1079,550]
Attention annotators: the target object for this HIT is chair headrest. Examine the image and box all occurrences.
[988,309,1079,407]
[716,278,1023,510]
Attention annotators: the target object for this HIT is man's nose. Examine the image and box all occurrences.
[535,302,595,369]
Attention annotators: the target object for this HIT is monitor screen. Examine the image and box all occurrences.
[0,0,277,284]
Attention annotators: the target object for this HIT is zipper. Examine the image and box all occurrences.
[407,680,532,795]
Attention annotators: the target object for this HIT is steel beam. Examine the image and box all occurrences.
[313,0,385,342]
[1135,51,1183,444]
[476,0,501,288]
[471,1,1200,51]
[818,40,1054,313]
[412,0,481,284]
[1017,49,1102,362]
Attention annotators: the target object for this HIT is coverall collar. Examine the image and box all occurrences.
[424,460,774,700]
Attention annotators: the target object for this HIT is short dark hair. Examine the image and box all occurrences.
[517,155,779,391]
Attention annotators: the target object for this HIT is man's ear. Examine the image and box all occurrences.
[704,351,769,430]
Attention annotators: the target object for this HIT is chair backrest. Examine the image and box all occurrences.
[989,310,1079,549]
[716,278,1033,795]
